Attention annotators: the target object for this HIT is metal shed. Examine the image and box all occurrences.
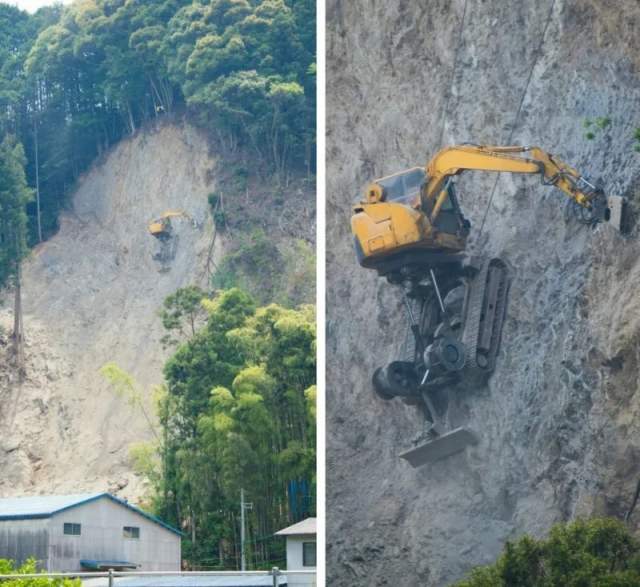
[275,519,315,587]
[0,493,181,572]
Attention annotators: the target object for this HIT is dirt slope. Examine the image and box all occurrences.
[0,121,222,499]
[327,1,640,585]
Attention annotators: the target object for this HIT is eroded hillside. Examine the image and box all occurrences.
[0,120,313,500]
[0,122,220,498]
[327,1,640,585]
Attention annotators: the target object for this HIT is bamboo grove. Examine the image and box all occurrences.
[110,288,317,568]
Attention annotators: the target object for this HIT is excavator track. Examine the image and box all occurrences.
[462,258,510,377]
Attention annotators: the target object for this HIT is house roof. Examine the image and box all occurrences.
[0,493,182,536]
[275,517,316,536]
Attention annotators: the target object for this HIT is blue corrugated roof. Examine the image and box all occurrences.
[0,493,182,536]
[0,493,99,518]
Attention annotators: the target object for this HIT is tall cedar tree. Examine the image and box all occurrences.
[0,136,33,366]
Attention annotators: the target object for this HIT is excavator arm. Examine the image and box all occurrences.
[422,145,608,224]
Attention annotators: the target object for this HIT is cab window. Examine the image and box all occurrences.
[378,168,425,204]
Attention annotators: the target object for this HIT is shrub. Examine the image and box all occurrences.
[0,558,81,587]
[455,518,640,587]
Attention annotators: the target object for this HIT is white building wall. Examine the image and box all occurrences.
[285,535,315,587]
[0,518,50,570]
[47,497,180,571]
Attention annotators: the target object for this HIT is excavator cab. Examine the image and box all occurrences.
[373,167,470,237]
[373,167,425,206]
[352,168,471,275]
[149,218,172,240]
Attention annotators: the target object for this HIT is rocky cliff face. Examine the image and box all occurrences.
[0,121,222,499]
[326,1,640,585]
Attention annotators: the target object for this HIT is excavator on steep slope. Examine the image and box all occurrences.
[148,209,194,272]
[148,210,191,240]
[351,144,625,467]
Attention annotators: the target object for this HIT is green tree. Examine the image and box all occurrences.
[0,136,33,370]
[0,136,31,288]
[455,518,640,587]
[159,284,208,347]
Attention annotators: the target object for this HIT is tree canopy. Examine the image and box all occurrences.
[455,518,640,587]
[0,135,32,290]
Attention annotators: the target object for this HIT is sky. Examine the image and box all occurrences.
[5,0,71,13]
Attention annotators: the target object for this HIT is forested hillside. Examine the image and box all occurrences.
[0,0,314,247]
[0,0,315,572]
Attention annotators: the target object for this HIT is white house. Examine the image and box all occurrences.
[275,518,316,587]
[0,493,181,571]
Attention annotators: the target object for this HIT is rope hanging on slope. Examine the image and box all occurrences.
[477,0,558,241]
[437,0,469,149]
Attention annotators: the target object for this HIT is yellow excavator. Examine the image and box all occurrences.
[148,210,191,240]
[351,144,624,467]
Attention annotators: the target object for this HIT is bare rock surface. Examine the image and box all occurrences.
[0,121,222,500]
[327,1,640,585]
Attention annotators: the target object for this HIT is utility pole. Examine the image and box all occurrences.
[33,114,42,243]
[240,488,245,571]
[240,488,253,571]
[12,245,25,377]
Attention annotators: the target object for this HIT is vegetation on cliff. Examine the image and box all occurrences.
[0,135,33,368]
[455,518,640,587]
[0,136,31,290]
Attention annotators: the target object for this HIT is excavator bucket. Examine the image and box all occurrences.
[399,427,478,467]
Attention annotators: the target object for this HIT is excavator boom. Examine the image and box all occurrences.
[423,145,608,224]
